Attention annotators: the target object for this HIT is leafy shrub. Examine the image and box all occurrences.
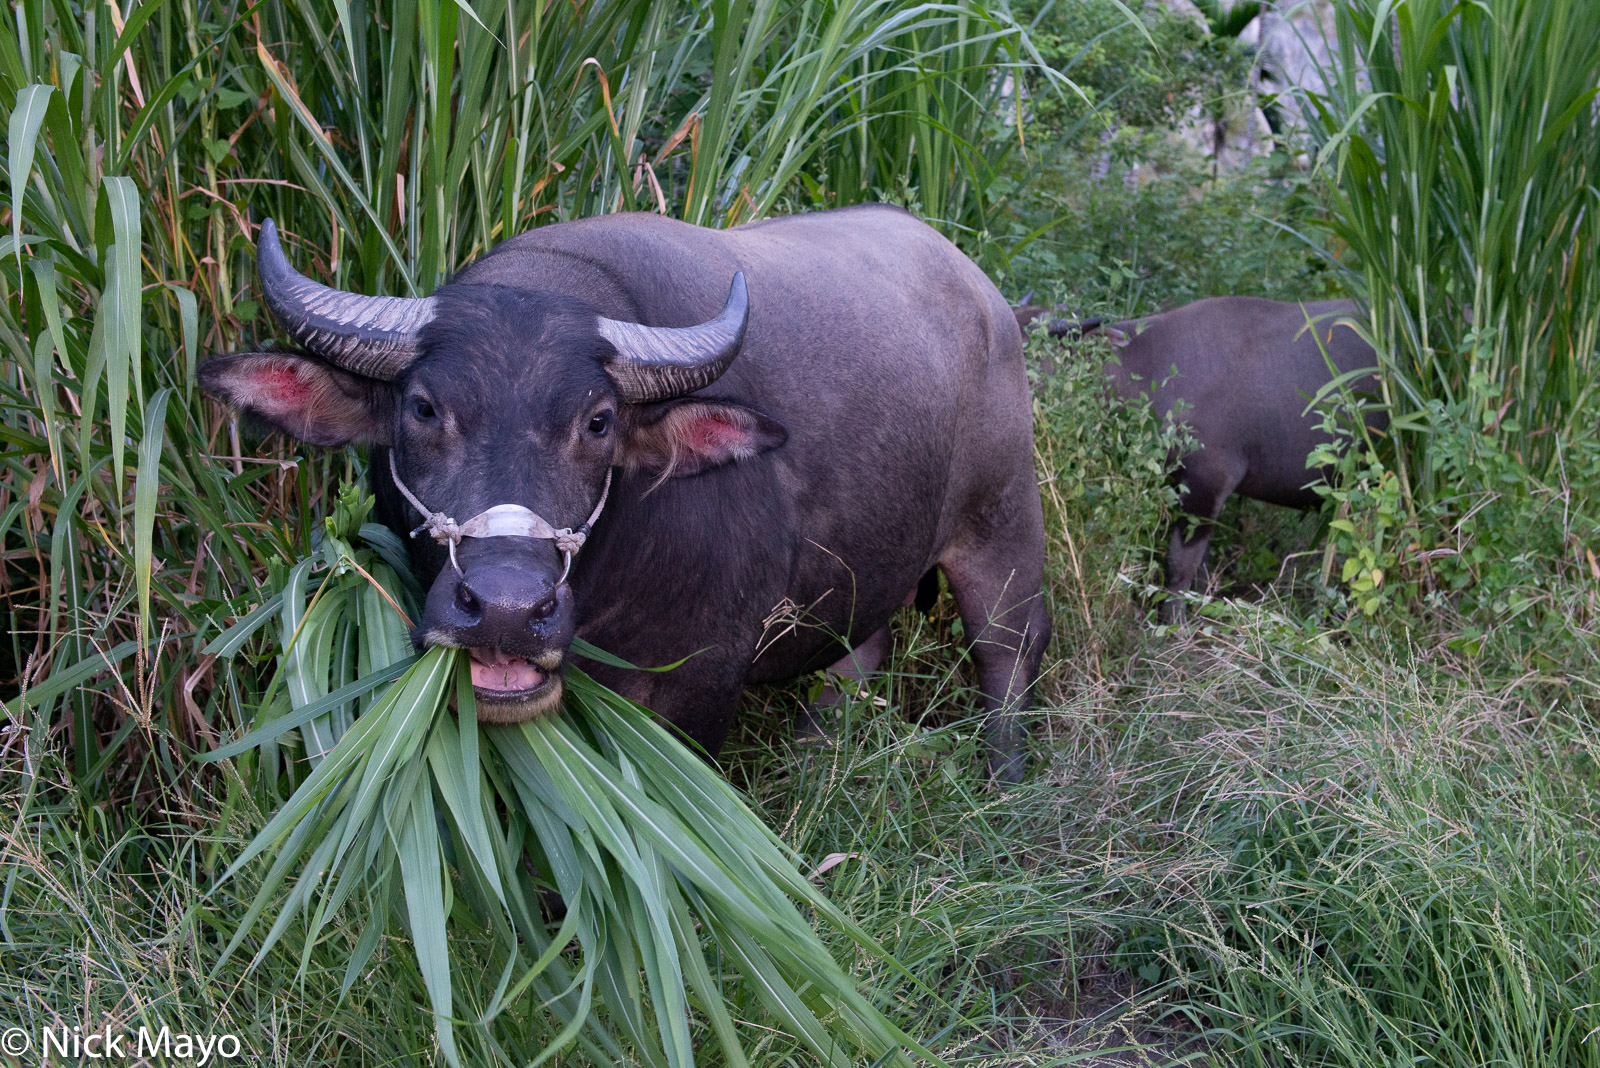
[988,144,1337,314]
[1028,330,1193,653]
[1016,0,1256,139]
[1315,368,1600,661]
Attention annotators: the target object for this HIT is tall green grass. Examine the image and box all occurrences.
[1298,0,1600,638]
[1305,0,1600,491]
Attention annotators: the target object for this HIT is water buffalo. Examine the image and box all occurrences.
[203,206,1050,780]
[1017,297,1381,621]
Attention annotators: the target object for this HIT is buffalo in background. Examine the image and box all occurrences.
[1018,297,1383,620]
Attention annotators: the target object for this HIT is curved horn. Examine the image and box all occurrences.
[257,218,435,381]
[598,272,749,402]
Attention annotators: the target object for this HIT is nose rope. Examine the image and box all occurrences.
[387,452,611,584]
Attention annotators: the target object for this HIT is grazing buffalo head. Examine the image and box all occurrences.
[201,220,785,720]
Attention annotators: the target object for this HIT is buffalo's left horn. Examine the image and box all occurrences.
[257,217,436,381]
[597,272,749,402]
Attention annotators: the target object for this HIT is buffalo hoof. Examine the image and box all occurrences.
[793,702,837,750]
[984,718,1026,785]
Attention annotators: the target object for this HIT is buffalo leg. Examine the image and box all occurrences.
[795,626,892,746]
[1162,460,1245,624]
[941,530,1051,785]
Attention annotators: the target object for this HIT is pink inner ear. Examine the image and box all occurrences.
[681,412,748,455]
[254,364,311,408]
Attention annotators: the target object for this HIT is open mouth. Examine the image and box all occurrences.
[468,648,561,700]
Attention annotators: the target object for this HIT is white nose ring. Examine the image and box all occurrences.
[387,452,611,582]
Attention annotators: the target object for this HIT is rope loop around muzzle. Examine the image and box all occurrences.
[387,452,611,585]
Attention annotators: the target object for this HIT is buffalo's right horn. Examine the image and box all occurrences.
[598,272,749,402]
[257,218,435,381]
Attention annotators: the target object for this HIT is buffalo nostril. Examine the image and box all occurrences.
[530,594,558,622]
[456,582,481,616]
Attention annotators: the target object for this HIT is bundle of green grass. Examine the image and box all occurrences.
[203,486,936,1066]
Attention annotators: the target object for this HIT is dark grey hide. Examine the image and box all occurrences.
[203,206,1050,781]
[1018,296,1382,621]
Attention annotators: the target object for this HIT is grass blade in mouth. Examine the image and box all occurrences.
[207,497,943,1067]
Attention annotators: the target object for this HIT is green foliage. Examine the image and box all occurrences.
[1016,0,1256,137]
[735,604,1600,1068]
[1190,0,1260,42]
[1410,377,1598,663]
[1304,0,1600,650]
[1012,0,1275,313]
[987,0,1334,314]
[1317,453,1406,619]
[989,145,1336,312]
[1028,329,1193,649]
[1309,0,1600,477]
[1308,374,1407,619]
[0,785,451,1063]
[1195,787,1600,1068]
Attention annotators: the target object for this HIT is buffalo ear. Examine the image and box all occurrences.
[198,351,391,447]
[620,399,787,478]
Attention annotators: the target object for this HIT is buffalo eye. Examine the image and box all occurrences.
[587,410,614,437]
[409,396,437,421]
